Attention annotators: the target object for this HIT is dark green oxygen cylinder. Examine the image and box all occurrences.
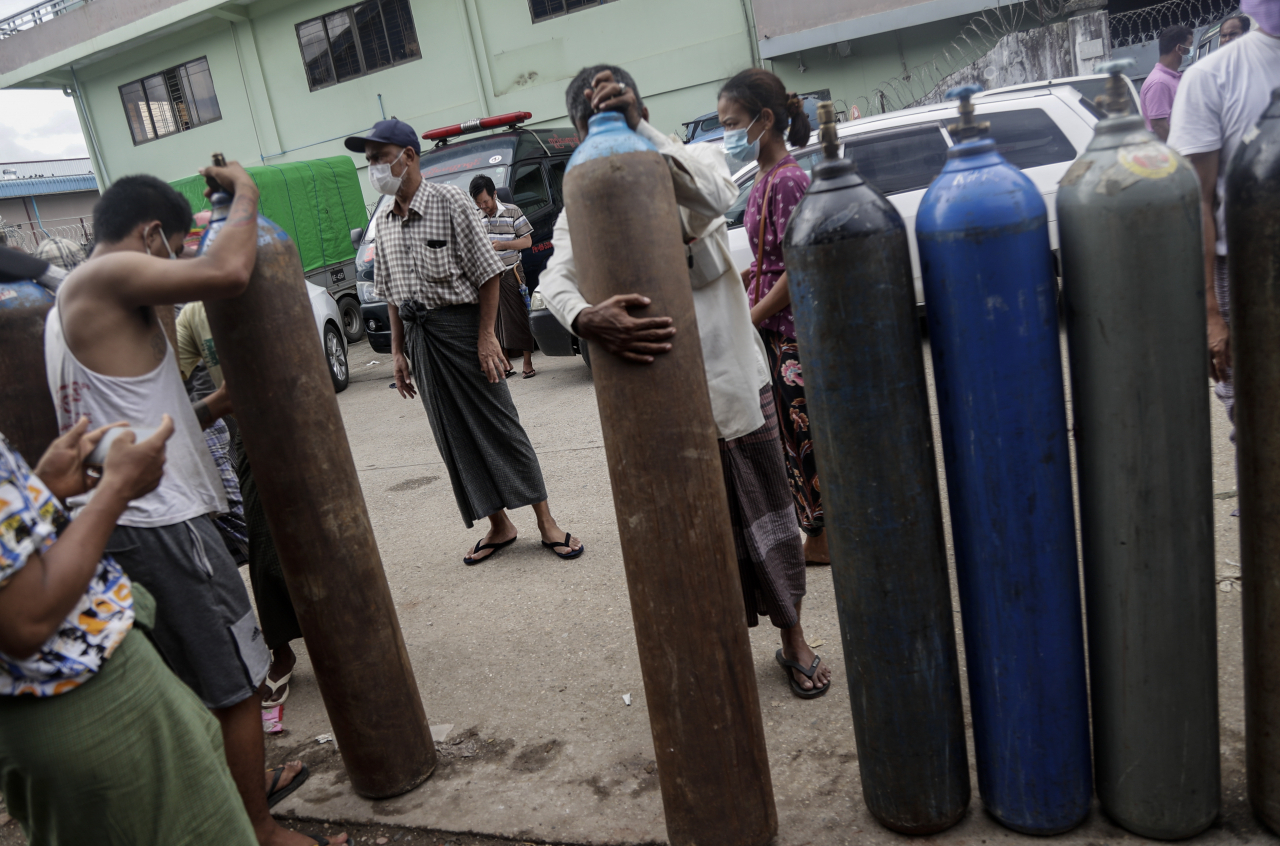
[1227,86,1280,833]
[1057,59,1219,838]
[782,102,969,834]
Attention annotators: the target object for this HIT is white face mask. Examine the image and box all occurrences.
[369,148,408,196]
[147,224,177,260]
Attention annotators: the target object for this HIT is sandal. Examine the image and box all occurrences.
[262,669,292,705]
[523,368,537,379]
[266,762,310,808]
[464,535,517,565]
[775,649,830,699]
[541,532,584,560]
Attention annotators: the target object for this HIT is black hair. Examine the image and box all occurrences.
[93,175,193,245]
[719,68,812,149]
[564,65,644,132]
[1159,24,1195,56]
[1223,14,1251,34]
[469,174,496,200]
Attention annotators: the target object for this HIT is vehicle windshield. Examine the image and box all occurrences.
[360,164,509,244]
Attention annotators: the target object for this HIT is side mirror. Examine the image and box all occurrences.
[495,187,515,205]
[350,227,365,247]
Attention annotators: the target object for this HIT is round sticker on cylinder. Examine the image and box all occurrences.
[1118,143,1177,179]
[489,155,503,164]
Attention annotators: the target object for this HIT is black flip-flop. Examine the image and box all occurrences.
[541,533,584,560]
[266,762,310,808]
[523,369,537,379]
[776,649,830,699]
[305,836,333,845]
[464,535,517,565]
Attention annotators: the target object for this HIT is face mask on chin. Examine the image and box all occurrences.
[722,115,761,171]
[369,148,408,196]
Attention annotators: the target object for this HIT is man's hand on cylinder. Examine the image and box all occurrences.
[478,332,510,384]
[393,353,417,399]
[573,294,676,364]
[1208,314,1232,383]
[198,160,255,199]
[586,70,642,131]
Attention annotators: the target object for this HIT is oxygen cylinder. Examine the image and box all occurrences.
[915,85,1092,835]
[1227,87,1280,832]
[1057,60,1219,839]
[782,103,969,834]
[0,276,58,461]
[562,112,776,846]
[199,163,437,799]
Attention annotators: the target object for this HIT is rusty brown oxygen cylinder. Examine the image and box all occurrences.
[0,251,59,460]
[562,114,776,846]
[198,155,436,799]
[1228,88,1280,832]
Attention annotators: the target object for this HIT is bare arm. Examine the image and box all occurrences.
[477,274,509,382]
[493,234,532,252]
[751,271,791,327]
[1150,118,1171,143]
[1189,150,1229,381]
[388,301,416,400]
[0,418,172,659]
[192,382,233,429]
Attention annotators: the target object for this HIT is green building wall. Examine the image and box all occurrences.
[66,0,975,207]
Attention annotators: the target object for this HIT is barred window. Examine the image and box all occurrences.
[297,0,420,92]
[528,0,618,23]
[119,58,221,146]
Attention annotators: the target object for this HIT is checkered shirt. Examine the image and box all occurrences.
[478,201,533,269]
[373,181,507,309]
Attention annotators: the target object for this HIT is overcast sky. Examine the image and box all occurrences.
[0,0,92,164]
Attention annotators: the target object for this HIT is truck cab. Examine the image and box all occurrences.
[356,112,580,354]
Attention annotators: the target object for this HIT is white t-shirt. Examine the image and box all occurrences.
[1168,30,1280,255]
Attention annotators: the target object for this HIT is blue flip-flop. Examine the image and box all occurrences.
[542,532,584,560]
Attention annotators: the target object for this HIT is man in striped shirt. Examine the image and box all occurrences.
[470,175,537,378]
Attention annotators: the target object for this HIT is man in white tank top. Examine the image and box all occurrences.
[45,165,348,846]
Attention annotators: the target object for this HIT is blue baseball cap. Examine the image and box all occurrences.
[344,118,421,156]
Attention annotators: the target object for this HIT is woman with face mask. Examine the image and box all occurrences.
[717,69,828,565]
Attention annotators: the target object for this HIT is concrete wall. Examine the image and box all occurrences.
[766,14,980,118]
[0,190,99,249]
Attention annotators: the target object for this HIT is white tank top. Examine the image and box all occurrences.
[44,302,227,528]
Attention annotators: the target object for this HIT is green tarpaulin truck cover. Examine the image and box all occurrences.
[171,156,368,274]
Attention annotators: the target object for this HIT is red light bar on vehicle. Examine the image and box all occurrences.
[422,112,533,142]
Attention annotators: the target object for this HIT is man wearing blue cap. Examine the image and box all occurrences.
[346,120,583,564]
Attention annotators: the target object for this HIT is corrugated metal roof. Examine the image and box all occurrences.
[0,158,93,179]
[0,174,98,198]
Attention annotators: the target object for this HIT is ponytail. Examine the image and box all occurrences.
[784,93,811,148]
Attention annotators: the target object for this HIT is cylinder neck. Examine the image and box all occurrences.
[586,112,630,135]
[209,192,232,223]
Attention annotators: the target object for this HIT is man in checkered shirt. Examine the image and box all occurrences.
[346,120,583,565]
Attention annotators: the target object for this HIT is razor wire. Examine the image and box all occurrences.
[1,217,93,253]
[1109,0,1239,47]
[853,0,1074,117]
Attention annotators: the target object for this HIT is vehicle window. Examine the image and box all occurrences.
[362,194,390,243]
[983,108,1077,170]
[547,159,567,205]
[724,147,823,229]
[843,125,948,195]
[422,164,508,196]
[512,162,552,216]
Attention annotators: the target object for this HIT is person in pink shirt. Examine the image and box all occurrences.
[1141,25,1194,140]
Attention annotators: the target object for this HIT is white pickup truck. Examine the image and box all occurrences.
[725,77,1140,305]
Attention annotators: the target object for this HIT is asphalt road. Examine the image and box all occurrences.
[0,333,1265,846]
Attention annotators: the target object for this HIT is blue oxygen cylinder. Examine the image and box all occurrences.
[915,85,1092,835]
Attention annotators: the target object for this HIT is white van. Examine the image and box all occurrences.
[724,81,1135,305]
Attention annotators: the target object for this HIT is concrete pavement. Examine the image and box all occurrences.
[251,335,1267,846]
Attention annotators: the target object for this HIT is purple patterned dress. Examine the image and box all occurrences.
[745,155,823,536]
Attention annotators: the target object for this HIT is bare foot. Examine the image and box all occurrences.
[781,628,832,693]
[265,759,304,795]
[464,515,517,564]
[803,530,830,565]
[263,824,349,846]
[260,647,296,706]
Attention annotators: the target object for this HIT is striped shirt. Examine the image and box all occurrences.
[373,181,507,309]
[478,202,533,269]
